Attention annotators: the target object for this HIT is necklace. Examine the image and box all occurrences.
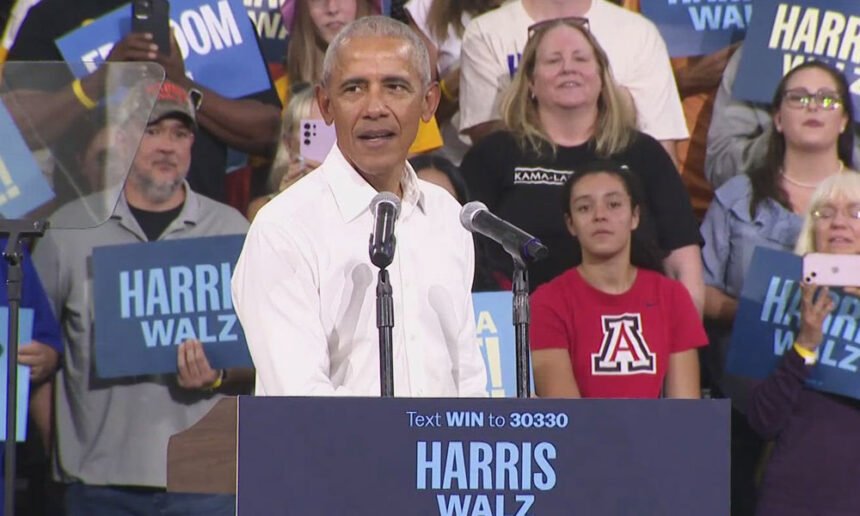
[781,161,845,189]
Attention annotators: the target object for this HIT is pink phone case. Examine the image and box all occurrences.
[299,119,336,163]
[802,253,860,286]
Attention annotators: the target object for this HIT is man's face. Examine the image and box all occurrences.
[317,35,438,186]
[128,117,194,204]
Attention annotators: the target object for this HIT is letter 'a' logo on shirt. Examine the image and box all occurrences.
[592,314,656,375]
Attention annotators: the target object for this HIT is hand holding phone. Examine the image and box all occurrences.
[802,253,860,287]
[132,0,171,54]
[299,119,337,164]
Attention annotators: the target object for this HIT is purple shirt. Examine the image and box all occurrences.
[749,348,860,515]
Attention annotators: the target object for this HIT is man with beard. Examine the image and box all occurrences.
[33,81,250,515]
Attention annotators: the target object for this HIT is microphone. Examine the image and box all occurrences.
[460,201,548,264]
[368,192,401,269]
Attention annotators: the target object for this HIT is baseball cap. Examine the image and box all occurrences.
[146,80,197,129]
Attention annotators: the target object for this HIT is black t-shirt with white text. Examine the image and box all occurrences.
[460,130,702,290]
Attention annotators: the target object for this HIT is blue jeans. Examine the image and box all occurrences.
[65,484,235,516]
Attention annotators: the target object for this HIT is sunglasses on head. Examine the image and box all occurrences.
[527,16,590,40]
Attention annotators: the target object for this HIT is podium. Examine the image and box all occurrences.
[168,397,730,515]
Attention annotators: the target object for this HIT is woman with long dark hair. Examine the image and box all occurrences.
[530,161,706,398]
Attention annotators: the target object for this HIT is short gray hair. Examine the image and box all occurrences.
[321,16,431,89]
[795,170,860,255]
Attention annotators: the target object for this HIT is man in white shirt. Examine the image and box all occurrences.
[232,16,488,397]
[460,0,688,160]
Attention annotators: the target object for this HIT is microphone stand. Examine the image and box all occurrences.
[0,220,48,516]
[512,258,531,399]
[376,267,394,397]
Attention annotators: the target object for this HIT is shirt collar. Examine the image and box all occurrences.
[112,181,199,237]
[322,145,426,223]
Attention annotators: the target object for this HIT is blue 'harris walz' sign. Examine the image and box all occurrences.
[641,0,751,57]
[56,0,271,99]
[242,0,288,69]
[92,234,252,379]
[733,0,860,119]
[727,247,860,400]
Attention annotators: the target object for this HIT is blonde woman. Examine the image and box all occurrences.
[247,85,322,220]
[460,17,702,306]
[748,172,860,516]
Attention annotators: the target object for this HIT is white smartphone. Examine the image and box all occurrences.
[299,119,336,163]
[802,253,860,286]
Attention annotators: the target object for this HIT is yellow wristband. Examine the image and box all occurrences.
[71,79,97,109]
[207,369,225,391]
[439,78,456,103]
[793,343,818,365]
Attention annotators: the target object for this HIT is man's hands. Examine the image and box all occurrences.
[107,32,189,87]
[796,283,836,352]
[18,341,60,383]
[177,339,221,390]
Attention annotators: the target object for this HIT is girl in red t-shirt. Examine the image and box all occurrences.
[530,161,707,398]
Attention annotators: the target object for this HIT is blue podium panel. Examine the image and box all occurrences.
[236,398,729,516]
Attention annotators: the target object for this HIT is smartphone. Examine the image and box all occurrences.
[299,119,337,163]
[132,0,171,54]
[802,253,860,286]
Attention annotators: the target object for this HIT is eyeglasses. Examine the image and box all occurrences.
[527,16,590,40]
[812,203,860,221]
[783,89,843,111]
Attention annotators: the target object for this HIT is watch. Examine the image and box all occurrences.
[188,87,203,111]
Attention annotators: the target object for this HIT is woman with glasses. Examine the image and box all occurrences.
[747,172,860,515]
[460,18,703,305]
[700,61,855,516]
[530,160,707,398]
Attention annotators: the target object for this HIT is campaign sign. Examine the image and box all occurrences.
[242,0,288,69]
[473,292,533,398]
[641,0,751,57]
[92,235,252,379]
[727,247,860,400]
[733,0,860,119]
[0,103,55,218]
[56,0,271,99]
[237,397,730,516]
[0,308,33,442]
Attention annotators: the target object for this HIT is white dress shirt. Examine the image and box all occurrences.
[232,145,488,397]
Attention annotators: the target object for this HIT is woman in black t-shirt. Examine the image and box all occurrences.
[460,18,702,306]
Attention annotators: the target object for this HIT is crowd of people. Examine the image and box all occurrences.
[0,0,856,515]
